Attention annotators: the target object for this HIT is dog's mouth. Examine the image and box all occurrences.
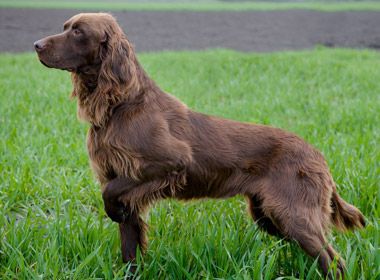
[64,67,76,72]
[38,58,75,72]
[39,59,52,68]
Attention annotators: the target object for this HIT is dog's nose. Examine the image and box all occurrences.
[34,39,46,52]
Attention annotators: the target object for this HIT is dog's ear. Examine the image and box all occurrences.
[98,28,139,95]
[99,33,108,61]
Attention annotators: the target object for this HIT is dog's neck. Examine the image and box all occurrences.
[76,63,102,93]
[71,60,156,127]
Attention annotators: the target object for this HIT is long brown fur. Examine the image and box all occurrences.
[34,13,365,278]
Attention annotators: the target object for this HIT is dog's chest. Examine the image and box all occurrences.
[86,126,140,186]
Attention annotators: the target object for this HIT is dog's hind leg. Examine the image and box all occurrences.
[247,193,342,278]
[246,194,283,237]
[247,177,345,278]
[288,226,344,279]
[279,203,345,280]
[326,243,346,278]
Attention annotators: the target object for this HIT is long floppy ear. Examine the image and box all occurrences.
[98,28,140,98]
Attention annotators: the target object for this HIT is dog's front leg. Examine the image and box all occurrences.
[102,177,146,269]
[119,210,147,264]
[102,177,136,223]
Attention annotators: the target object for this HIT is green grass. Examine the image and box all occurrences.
[1,0,380,11]
[0,48,379,279]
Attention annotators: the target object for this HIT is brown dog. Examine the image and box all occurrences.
[34,13,365,278]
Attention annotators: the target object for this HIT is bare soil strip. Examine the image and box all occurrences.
[1,8,380,53]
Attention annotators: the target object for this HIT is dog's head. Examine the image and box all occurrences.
[35,13,105,71]
[34,13,136,80]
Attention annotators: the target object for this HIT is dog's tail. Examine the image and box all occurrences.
[331,187,365,231]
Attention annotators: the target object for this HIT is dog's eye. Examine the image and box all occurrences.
[72,29,82,36]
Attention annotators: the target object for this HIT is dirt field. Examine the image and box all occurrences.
[1,8,380,53]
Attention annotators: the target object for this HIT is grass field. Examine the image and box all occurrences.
[1,0,380,11]
[0,48,379,279]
